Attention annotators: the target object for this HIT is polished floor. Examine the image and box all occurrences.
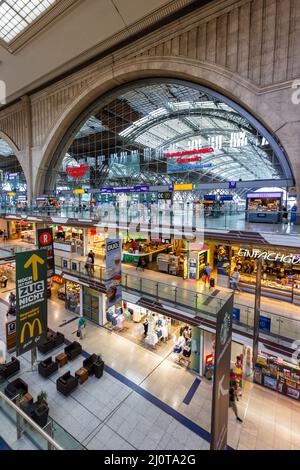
[2,290,300,450]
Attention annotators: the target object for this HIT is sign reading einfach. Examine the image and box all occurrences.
[238,248,300,265]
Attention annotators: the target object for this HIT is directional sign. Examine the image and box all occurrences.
[15,250,47,356]
[210,295,234,450]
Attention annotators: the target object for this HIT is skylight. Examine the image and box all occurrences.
[0,0,56,43]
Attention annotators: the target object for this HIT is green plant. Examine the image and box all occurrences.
[95,355,103,365]
[37,391,48,407]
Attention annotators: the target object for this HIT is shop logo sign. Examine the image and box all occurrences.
[238,248,300,265]
[67,165,89,178]
[20,318,42,344]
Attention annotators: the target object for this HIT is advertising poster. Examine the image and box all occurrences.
[210,295,234,450]
[15,250,47,356]
[37,227,55,278]
[105,239,122,309]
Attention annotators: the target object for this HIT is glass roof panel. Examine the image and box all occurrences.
[0,138,15,156]
[0,0,56,43]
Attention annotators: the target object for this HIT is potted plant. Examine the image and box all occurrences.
[32,391,49,428]
[93,355,104,379]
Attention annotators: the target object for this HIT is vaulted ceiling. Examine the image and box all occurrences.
[0,0,192,103]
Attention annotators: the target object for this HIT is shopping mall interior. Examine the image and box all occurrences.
[0,0,300,455]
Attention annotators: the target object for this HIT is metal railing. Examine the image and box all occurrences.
[54,253,228,317]
[1,205,299,235]
[54,253,300,347]
[0,389,63,450]
[0,383,86,450]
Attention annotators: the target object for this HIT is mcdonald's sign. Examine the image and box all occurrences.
[15,250,47,356]
[20,318,43,344]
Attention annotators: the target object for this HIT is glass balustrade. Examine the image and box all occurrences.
[0,385,85,450]
[1,205,299,235]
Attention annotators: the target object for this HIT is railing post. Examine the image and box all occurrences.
[140,277,142,293]
[195,293,198,316]
[174,286,177,304]
[156,282,159,300]
[16,395,22,439]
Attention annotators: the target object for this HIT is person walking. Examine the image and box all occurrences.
[203,263,211,286]
[3,229,8,242]
[85,252,93,275]
[88,250,95,273]
[230,267,240,292]
[282,205,288,224]
[229,383,243,422]
[77,316,86,340]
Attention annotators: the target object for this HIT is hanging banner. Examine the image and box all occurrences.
[105,239,122,309]
[15,250,47,357]
[37,228,55,278]
[210,295,233,450]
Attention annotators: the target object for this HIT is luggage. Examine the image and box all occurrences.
[210,278,215,288]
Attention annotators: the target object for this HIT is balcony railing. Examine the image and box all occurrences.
[1,205,299,235]
[54,254,300,348]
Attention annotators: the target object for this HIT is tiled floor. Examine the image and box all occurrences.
[1,242,300,450]
[1,293,300,450]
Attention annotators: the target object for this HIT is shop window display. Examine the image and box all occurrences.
[57,280,80,313]
[254,352,300,400]
[230,247,300,304]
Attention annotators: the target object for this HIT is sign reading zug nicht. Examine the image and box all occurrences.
[16,250,47,356]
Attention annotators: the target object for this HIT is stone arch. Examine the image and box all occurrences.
[36,56,297,196]
[0,130,29,187]
[0,130,20,155]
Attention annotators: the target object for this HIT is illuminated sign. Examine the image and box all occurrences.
[174,184,193,191]
[67,165,89,178]
[238,248,300,265]
[168,163,213,172]
[74,189,85,194]
[176,156,201,163]
[164,148,214,158]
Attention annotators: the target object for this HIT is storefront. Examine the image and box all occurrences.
[105,301,201,374]
[202,329,252,392]
[0,262,15,289]
[51,225,84,254]
[8,220,35,243]
[246,191,283,223]
[82,286,105,323]
[122,237,171,265]
[56,277,81,313]
[230,247,300,304]
[254,352,300,401]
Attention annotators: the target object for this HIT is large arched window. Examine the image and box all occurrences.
[0,138,27,204]
[45,80,294,197]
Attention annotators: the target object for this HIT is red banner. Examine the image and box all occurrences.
[66,165,89,178]
[176,156,201,163]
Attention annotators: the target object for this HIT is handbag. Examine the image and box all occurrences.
[182,346,191,357]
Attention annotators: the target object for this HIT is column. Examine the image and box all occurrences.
[253,257,262,366]
[82,228,89,256]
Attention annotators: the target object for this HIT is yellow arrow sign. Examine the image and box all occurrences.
[24,254,45,282]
